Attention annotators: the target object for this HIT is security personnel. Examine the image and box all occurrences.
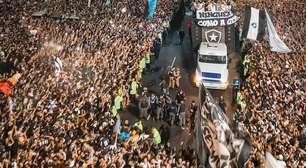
[236,91,246,111]
[159,77,169,95]
[242,55,251,77]
[117,85,123,97]
[236,90,243,106]
[241,39,252,58]
[153,37,161,60]
[150,92,158,114]
[218,96,226,113]
[169,102,177,126]
[152,128,161,146]
[156,98,164,120]
[233,109,243,125]
[139,57,146,73]
[129,78,138,103]
[175,90,185,104]
[165,94,172,118]
[189,100,197,130]
[231,79,241,104]
[112,92,123,117]
[178,100,186,128]
[138,94,150,119]
[240,38,246,54]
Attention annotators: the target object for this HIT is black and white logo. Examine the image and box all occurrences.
[205,29,222,43]
[251,22,257,28]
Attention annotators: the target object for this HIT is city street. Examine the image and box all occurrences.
[120,19,241,150]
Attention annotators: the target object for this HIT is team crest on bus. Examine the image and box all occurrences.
[205,29,222,43]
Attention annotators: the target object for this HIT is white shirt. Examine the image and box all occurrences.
[140,162,151,168]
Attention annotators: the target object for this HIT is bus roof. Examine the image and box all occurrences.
[198,42,227,56]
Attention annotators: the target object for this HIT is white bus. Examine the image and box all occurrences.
[194,42,229,90]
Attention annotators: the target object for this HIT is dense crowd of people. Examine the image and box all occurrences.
[1,0,305,167]
[233,0,306,167]
[0,0,199,167]
[191,0,233,11]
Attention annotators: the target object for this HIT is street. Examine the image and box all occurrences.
[120,22,241,150]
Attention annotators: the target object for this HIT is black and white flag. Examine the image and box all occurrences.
[54,57,63,75]
[197,84,252,168]
[242,6,266,41]
[265,9,291,53]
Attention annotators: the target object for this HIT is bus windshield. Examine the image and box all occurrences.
[199,54,226,64]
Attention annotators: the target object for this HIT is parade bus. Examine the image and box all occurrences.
[194,42,229,90]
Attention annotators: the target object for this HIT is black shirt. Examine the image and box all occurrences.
[299,136,306,149]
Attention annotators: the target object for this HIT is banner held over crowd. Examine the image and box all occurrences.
[196,83,252,168]
[265,9,291,53]
[196,10,239,27]
[242,6,266,41]
[147,0,158,18]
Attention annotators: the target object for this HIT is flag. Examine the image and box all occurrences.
[242,6,266,41]
[54,57,63,75]
[197,84,251,168]
[147,0,157,18]
[32,9,47,17]
[237,139,252,168]
[265,152,286,168]
[0,82,12,95]
[265,9,291,53]
[6,73,21,87]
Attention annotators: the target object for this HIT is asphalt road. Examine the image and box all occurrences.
[120,10,241,150]
[120,29,240,151]
[146,27,241,119]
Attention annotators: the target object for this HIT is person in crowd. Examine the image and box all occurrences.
[159,77,169,95]
[168,67,176,89]
[153,37,161,61]
[218,96,226,113]
[186,20,193,45]
[169,102,177,126]
[156,95,164,120]
[178,29,185,45]
[189,100,197,130]
[242,54,250,75]
[145,51,151,72]
[151,127,161,146]
[176,89,186,104]
[138,93,150,120]
[234,0,306,166]
[159,124,170,145]
[178,100,186,129]
[173,67,181,89]
[162,30,167,45]
[149,92,158,117]
[164,94,173,120]
[130,78,138,104]
[0,0,199,166]
[1,0,304,167]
